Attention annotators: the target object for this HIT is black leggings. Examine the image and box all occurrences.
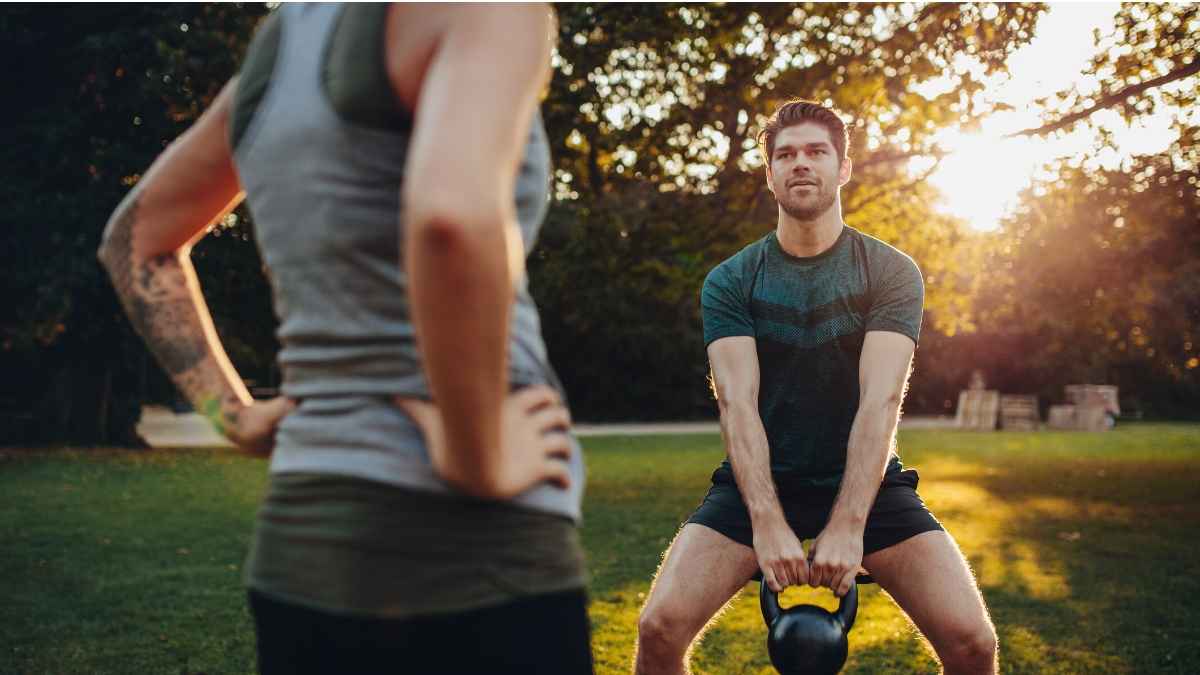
[249,588,594,675]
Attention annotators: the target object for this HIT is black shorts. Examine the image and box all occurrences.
[686,466,943,560]
[249,587,593,675]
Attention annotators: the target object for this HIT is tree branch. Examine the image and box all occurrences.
[1007,59,1200,138]
[855,147,948,169]
[845,159,943,217]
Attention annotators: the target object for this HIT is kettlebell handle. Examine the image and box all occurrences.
[759,578,860,632]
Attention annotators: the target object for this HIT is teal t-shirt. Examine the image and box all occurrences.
[701,226,923,488]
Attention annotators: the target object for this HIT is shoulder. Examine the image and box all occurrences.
[849,227,921,278]
[704,233,771,288]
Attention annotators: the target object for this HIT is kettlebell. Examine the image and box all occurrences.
[759,579,858,675]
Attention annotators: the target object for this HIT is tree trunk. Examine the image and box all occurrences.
[31,348,147,448]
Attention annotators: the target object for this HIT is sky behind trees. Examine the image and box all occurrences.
[922,3,1193,231]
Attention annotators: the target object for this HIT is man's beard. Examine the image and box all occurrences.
[778,183,837,221]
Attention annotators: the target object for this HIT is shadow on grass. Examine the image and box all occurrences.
[934,463,1200,674]
[580,425,1200,674]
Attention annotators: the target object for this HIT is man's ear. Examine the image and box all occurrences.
[838,156,853,187]
[764,161,776,196]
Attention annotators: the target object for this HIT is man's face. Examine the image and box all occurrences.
[765,123,850,221]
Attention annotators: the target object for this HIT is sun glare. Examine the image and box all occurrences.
[919,4,1127,234]
[925,132,1042,233]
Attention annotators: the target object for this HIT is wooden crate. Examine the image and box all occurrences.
[1047,404,1077,430]
[956,390,999,430]
[1076,404,1113,432]
[1063,384,1118,431]
[1000,395,1040,431]
[1064,385,1120,415]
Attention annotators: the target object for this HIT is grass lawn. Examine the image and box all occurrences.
[2,423,1198,674]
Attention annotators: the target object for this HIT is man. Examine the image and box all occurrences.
[634,100,998,674]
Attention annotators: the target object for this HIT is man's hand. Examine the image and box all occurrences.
[395,385,573,499]
[228,396,296,456]
[753,518,810,592]
[808,524,864,597]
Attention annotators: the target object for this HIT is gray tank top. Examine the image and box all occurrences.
[231,4,582,521]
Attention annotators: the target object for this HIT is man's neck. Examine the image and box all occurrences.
[775,206,844,258]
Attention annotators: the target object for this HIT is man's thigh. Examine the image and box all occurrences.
[861,530,992,650]
[641,523,762,637]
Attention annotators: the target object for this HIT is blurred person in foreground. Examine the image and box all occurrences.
[99,4,591,673]
[633,100,998,675]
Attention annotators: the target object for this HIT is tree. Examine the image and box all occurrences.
[0,4,269,445]
[534,3,1044,419]
[1012,3,1199,147]
[17,3,1194,443]
[915,4,1200,419]
[967,151,1200,417]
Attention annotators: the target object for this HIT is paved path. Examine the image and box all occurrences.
[137,406,956,449]
[137,406,233,448]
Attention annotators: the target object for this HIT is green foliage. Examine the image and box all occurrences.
[905,146,1200,418]
[1022,4,1199,153]
[973,154,1200,417]
[5,3,1196,443]
[904,3,1200,419]
[0,5,270,444]
[537,3,1045,419]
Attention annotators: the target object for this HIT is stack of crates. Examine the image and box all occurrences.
[999,395,1040,431]
[955,390,999,430]
[1047,385,1120,431]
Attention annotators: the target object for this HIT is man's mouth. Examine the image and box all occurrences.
[787,179,818,188]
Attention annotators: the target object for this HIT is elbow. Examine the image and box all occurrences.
[96,229,117,269]
[883,390,903,413]
[861,390,903,419]
[712,372,755,413]
[404,187,511,253]
[408,209,475,255]
[404,195,518,298]
[96,240,121,281]
[96,243,111,270]
[716,388,757,417]
[405,206,514,282]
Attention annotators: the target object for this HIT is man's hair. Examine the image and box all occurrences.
[757,99,850,165]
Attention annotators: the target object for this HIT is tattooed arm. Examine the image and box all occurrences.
[98,78,294,453]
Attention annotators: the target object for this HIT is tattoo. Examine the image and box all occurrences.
[128,258,207,375]
[102,195,206,375]
[198,396,227,437]
[100,191,241,438]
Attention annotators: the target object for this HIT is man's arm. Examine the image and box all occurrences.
[395,6,570,499]
[808,330,915,595]
[97,78,294,452]
[708,336,809,592]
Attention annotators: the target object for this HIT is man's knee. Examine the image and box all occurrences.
[940,621,998,673]
[637,604,694,655]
